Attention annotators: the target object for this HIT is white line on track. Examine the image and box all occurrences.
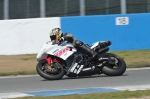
[0,84,150,98]
[112,84,150,91]
[127,67,150,71]
[0,92,33,98]
[22,84,150,93]
[0,74,38,79]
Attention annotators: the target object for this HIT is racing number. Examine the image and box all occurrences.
[116,17,129,25]
[118,18,127,24]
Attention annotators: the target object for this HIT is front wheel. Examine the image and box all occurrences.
[36,60,65,80]
[101,53,126,76]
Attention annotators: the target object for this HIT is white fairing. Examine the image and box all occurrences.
[91,41,99,49]
[36,40,105,62]
[36,41,76,62]
[91,41,106,49]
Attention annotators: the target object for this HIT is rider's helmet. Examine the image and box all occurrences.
[49,28,63,44]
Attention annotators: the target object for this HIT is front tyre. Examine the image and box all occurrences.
[36,60,64,80]
[101,53,126,76]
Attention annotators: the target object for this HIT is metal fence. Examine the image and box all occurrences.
[0,0,150,20]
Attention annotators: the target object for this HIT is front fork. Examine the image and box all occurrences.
[45,57,59,66]
[45,57,51,65]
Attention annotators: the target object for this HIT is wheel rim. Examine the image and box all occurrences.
[40,63,61,75]
[100,54,122,69]
[108,57,120,69]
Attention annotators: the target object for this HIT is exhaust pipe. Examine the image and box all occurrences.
[98,57,109,62]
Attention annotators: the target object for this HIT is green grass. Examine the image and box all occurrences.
[111,50,150,68]
[11,90,150,99]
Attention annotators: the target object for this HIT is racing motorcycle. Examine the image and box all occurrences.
[36,40,126,80]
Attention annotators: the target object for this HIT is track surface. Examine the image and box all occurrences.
[0,68,150,93]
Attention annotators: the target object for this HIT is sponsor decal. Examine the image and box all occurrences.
[52,49,59,54]
[55,47,70,57]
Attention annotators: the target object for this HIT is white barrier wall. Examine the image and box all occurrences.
[0,17,60,55]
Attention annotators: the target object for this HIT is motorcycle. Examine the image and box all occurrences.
[36,40,126,80]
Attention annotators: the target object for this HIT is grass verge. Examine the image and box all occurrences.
[112,50,150,68]
[0,50,150,76]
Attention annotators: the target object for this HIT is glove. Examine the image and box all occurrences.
[59,37,64,42]
[57,37,64,45]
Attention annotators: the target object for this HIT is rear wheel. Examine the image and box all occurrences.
[101,53,126,76]
[36,60,64,80]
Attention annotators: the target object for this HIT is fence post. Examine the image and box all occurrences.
[40,0,45,17]
[80,0,85,16]
[120,0,127,14]
[106,0,109,14]
[148,0,150,12]
[64,0,68,16]
[4,0,9,19]
[26,0,30,18]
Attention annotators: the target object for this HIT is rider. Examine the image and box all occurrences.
[49,28,98,58]
[49,28,98,74]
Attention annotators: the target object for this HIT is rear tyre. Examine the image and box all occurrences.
[101,53,126,76]
[36,60,64,80]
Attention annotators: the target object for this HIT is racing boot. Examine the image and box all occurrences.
[78,43,98,60]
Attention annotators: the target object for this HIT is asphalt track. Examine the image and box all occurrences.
[0,67,150,94]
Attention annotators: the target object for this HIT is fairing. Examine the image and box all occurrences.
[36,41,76,62]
